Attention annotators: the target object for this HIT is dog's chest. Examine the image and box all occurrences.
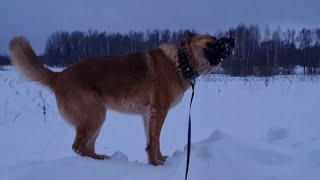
[169,86,184,109]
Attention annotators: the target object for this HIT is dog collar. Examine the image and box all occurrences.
[177,47,199,82]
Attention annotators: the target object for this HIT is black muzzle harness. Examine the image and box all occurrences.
[179,33,235,180]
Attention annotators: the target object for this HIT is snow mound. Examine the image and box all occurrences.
[111,151,129,162]
[263,127,290,142]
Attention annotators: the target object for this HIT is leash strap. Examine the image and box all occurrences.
[185,82,195,180]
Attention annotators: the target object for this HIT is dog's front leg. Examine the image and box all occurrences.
[145,107,168,166]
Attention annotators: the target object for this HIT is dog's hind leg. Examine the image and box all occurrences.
[72,105,108,160]
[73,124,108,160]
[87,127,102,153]
[57,92,108,160]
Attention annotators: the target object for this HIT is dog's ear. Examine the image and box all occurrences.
[183,30,196,41]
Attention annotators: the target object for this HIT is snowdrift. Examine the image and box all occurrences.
[1,129,319,180]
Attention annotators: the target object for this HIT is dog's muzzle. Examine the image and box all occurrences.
[204,37,235,66]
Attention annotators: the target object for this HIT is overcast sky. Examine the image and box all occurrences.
[1,0,319,54]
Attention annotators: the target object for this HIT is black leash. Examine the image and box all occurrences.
[179,32,235,180]
[176,45,197,180]
[185,82,195,180]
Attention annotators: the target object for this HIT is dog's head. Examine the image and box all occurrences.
[180,31,235,74]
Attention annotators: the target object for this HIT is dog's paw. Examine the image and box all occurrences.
[150,159,165,166]
[158,155,168,162]
[95,154,110,160]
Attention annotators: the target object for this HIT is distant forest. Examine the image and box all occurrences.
[1,24,320,76]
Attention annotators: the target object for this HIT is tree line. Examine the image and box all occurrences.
[222,25,320,76]
[0,55,10,67]
[41,29,191,66]
[1,24,320,76]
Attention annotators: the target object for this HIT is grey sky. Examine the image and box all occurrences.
[1,0,319,54]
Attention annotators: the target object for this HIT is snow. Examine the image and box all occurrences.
[0,67,320,180]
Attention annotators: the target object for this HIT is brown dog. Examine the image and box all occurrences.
[9,32,233,165]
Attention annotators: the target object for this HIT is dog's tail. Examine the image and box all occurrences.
[9,37,56,89]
